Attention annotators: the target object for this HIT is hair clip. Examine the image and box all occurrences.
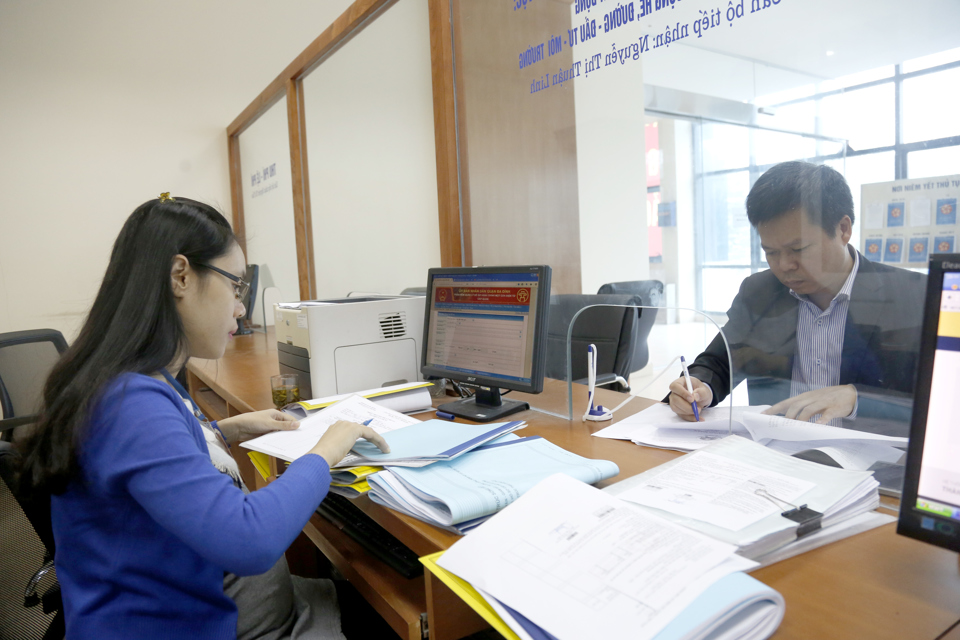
[158,192,176,203]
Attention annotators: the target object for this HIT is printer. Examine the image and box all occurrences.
[275,295,426,400]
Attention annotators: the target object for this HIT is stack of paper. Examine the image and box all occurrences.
[283,381,434,416]
[328,465,382,498]
[594,402,906,471]
[368,435,620,534]
[605,435,881,561]
[433,474,785,640]
[340,419,526,468]
[241,394,421,463]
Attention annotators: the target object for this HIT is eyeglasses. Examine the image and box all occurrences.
[197,264,250,302]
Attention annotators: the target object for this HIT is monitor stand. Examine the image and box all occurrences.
[438,386,529,422]
[235,318,253,336]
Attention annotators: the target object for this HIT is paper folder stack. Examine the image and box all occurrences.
[368,435,620,534]
[431,474,785,640]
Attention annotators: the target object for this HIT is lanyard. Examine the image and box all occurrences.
[159,369,230,450]
[160,369,207,421]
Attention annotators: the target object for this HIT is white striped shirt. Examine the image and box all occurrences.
[789,246,859,423]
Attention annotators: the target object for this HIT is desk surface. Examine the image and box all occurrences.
[187,328,960,640]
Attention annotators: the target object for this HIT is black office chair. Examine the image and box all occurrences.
[0,441,63,640]
[544,294,644,392]
[0,330,68,442]
[596,280,664,371]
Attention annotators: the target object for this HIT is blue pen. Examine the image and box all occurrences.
[680,356,701,421]
[362,418,374,427]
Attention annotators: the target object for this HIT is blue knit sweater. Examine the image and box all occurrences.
[51,374,331,639]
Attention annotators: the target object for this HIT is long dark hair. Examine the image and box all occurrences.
[20,197,236,495]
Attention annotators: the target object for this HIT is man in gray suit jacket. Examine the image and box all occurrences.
[669,161,925,426]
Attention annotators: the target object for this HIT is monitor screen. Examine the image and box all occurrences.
[421,265,551,422]
[899,254,960,551]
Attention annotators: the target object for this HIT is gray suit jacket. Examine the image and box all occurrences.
[688,252,926,423]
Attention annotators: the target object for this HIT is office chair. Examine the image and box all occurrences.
[596,280,664,371]
[544,294,644,392]
[0,441,63,640]
[0,329,68,442]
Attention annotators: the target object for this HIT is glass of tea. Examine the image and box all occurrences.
[270,373,300,409]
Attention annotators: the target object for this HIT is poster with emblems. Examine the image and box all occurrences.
[860,174,960,269]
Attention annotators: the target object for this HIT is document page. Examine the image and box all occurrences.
[438,474,739,640]
[739,412,908,445]
[765,439,904,471]
[241,394,419,462]
[618,451,815,531]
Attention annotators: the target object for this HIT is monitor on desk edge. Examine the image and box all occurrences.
[898,253,960,552]
[420,265,551,422]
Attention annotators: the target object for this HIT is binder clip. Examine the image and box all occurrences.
[583,344,613,422]
[755,488,823,538]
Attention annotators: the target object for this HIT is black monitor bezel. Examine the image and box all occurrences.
[897,253,960,552]
[420,265,552,396]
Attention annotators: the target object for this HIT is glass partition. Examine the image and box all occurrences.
[237,95,300,318]
[301,0,441,298]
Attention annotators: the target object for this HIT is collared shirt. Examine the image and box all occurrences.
[789,245,860,423]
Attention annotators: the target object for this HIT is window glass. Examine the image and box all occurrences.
[820,83,895,150]
[903,67,960,144]
[761,100,815,137]
[753,127,817,168]
[908,146,960,180]
[701,170,751,265]
[702,268,751,314]
[701,123,749,173]
[902,46,960,74]
[818,66,894,93]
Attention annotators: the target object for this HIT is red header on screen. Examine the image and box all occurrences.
[434,287,531,305]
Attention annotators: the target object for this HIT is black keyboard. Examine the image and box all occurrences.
[316,493,424,579]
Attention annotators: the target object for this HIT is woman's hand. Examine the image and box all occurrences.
[308,420,390,468]
[217,410,300,443]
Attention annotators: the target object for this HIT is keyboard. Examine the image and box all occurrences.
[316,493,424,579]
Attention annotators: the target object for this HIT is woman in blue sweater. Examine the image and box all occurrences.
[18,195,389,639]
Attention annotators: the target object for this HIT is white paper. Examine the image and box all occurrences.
[241,394,419,461]
[765,439,904,471]
[864,202,884,229]
[619,451,816,531]
[438,474,738,640]
[910,198,932,227]
[593,403,765,440]
[740,412,908,445]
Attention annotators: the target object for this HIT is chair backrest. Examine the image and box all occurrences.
[596,280,664,370]
[261,286,284,328]
[0,442,61,639]
[544,294,643,384]
[0,330,68,421]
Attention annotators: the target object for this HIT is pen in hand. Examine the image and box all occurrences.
[680,356,701,421]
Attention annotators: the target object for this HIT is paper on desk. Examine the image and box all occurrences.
[438,474,741,640]
[592,403,763,440]
[619,451,816,531]
[240,394,419,462]
[764,439,904,471]
[292,381,434,413]
[739,413,909,446]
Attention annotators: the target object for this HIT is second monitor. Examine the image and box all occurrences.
[421,265,551,422]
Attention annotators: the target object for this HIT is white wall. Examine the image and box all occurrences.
[0,0,354,339]
[302,0,441,298]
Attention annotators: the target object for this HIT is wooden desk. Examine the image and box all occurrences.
[187,328,960,640]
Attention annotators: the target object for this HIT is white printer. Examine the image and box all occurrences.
[275,295,426,400]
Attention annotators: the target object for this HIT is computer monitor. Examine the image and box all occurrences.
[421,265,552,422]
[898,253,960,552]
[235,264,259,336]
